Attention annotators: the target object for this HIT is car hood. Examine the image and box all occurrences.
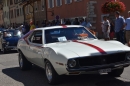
[45,40,130,58]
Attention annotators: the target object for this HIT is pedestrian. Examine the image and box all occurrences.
[42,20,46,27]
[115,11,125,44]
[65,19,71,25]
[125,11,130,47]
[24,22,30,34]
[101,16,110,41]
[30,21,36,30]
[73,18,80,25]
[109,20,115,40]
[80,18,86,27]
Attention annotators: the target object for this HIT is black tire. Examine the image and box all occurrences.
[18,51,32,70]
[108,68,124,77]
[45,60,60,85]
[2,47,7,54]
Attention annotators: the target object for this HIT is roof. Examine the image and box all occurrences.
[35,25,84,30]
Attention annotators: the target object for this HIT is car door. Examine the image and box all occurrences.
[28,30,44,67]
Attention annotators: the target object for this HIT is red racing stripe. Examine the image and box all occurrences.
[73,40,107,54]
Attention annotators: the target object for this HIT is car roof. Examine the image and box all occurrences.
[35,25,84,31]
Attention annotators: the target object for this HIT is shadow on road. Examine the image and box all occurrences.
[2,66,130,86]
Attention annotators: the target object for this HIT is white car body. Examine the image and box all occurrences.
[17,25,130,84]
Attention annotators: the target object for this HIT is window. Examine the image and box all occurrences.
[65,0,72,4]
[34,1,38,12]
[10,0,13,5]
[29,31,43,44]
[48,0,54,8]
[41,0,44,11]
[56,0,62,6]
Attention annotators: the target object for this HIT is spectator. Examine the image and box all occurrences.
[80,18,86,27]
[24,22,30,34]
[115,11,125,44]
[30,21,36,30]
[74,18,80,25]
[109,19,115,40]
[65,19,71,25]
[101,16,110,41]
[42,20,46,27]
[125,11,130,47]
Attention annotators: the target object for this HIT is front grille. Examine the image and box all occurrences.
[77,52,127,67]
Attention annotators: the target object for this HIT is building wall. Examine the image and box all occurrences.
[3,0,10,28]
[47,0,89,20]
[0,8,3,26]
[9,0,24,27]
[24,0,46,27]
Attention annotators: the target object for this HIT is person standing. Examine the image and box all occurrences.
[102,16,110,41]
[125,11,130,47]
[30,21,36,30]
[74,18,80,25]
[115,11,125,44]
[109,20,115,40]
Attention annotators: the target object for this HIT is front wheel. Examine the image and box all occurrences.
[18,51,32,70]
[45,60,60,85]
[108,68,124,77]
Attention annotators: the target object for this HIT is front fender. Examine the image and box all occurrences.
[43,47,79,75]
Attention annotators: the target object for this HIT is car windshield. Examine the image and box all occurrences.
[3,30,21,37]
[45,27,96,44]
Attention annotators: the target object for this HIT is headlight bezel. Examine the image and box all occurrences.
[67,59,78,68]
[126,53,130,60]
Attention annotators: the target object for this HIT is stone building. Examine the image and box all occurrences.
[0,4,4,26]
[3,0,10,28]
[46,0,130,38]
[20,0,47,27]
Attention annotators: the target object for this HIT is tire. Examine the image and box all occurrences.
[45,60,60,85]
[2,47,7,54]
[108,68,124,77]
[18,51,32,70]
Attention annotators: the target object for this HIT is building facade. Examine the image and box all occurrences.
[3,0,10,28]
[0,4,4,26]
[9,0,24,27]
[20,0,47,27]
[46,0,130,38]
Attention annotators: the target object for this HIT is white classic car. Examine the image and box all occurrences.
[17,25,130,84]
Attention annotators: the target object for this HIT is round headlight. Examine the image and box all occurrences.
[126,53,130,60]
[68,59,76,68]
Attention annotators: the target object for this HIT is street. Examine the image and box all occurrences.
[0,51,130,86]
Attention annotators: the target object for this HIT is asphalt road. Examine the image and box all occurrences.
[0,51,130,86]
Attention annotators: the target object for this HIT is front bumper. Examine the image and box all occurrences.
[67,61,130,72]
[5,46,17,50]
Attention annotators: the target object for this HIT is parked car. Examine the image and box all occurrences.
[0,29,21,53]
[17,25,130,85]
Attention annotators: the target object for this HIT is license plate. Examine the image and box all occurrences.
[98,68,111,73]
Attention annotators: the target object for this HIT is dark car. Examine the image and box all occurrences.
[0,29,22,53]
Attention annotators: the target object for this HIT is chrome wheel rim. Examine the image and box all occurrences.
[46,63,52,82]
[19,54,23,68]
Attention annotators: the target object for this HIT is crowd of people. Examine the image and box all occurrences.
[101,11,130,47]
[18,17,94,36]
[1,11,130,47]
